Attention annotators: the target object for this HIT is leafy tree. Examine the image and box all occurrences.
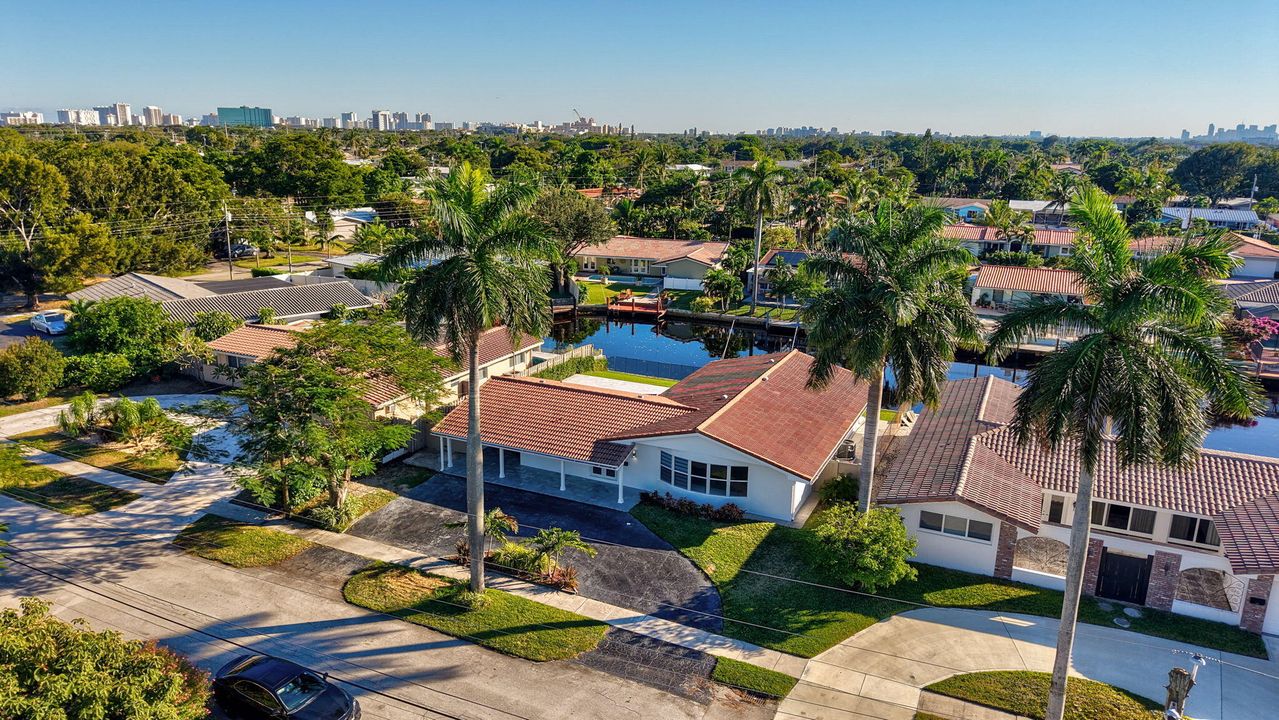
[986,186,1263,720]
[702,268,744,311]
[190,311,243,342]
[805,201,982,512]
[811,504,917,592]
[533,186,617,292]
[733,158,789,312]
[257,307,277,325]
[233,316,445,513]
[1173,143,1259,204]
[65,353,134,392]
[793,178,835,247]
[0,597,211,719]
[0,336,66,400]
[67,297,182,374]
[381,162,555,593]
[231,133,364,208]
[350,220,409,255]
[0,151,69,250]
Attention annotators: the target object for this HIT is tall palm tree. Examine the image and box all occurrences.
[630,147,657,190]
[793,178,835,248]
[733,158,789,313]
[380,162,556,592]
[1044,171,1078,221]
[986,186,1262,720]
[805,201,982,511]
[980,199,1036,251]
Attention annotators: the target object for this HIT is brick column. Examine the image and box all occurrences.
[1241,575,1274,633]
[1082,539,1105,597]
[993,522,1019,579]
[1145,551,1182,611]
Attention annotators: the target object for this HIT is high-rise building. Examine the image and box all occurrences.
[370,109,393,131]
[142,106,164,126]
[0,111,43,126]
[112,102,132,126]
[93,106,117,125]
[216,106,274,127]
[322,117,339,128]
[391,111,409,130]
[163,113,183,126]
[340,111,359,129]
[56,109,98,125]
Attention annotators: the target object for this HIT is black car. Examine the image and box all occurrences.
[213,654,360,719]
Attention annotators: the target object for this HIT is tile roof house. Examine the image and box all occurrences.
[162,281,373,324]
[432,350,868,519]
[971,266,1085,308]
[430,327,542,403]
[878,376,1279,634]
[574,236,728,290]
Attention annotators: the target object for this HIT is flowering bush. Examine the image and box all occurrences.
[1224,316,1279,346]
[639,490,746,522]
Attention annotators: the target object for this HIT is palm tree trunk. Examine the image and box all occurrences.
[1045,464,1095,720]
[858,365,885,513]
[750,212,764,314]
[466,339,487,593]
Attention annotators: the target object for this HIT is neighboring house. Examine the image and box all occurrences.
[1224,232,1279,279]
[746,249,813,298]
[944,223,1078,257]
[575,186,641,203]
[925,197,991,223]
[720,159,811,172]
[432,350,868,521]
[69,273,215,303]
[162,281,374,324]
[1161,207,1260,231]
[324,252,382,278]
[574,236,728,290]
[668,164,713,176]
[1050,162,1085,175]
[878,376,1279,635]
[432,327,542,403]
[971,265,1084,308]
[327,207,378,241]
[1220,279,1279,351]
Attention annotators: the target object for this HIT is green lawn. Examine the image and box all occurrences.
[232,253,326,270]
[0,391,82,419]
[582,369,679,387]
[12,428,185,484]
[0,454,138,516]
[926,671,1162,720]
[664,290,800,321]
[631,504,1267,659]
[577,280,658,305]
[174,515,316,568]
[343,562,608,661]
[711,657,798,698]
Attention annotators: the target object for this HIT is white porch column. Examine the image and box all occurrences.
[559,460,566,491]
[446,438,453,468]
[438,436,445,471]
[498,448,505,478]
[617,466,625,504]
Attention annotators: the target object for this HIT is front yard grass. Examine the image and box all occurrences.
[630,504,1268,659]
[925,671,1162,720]
[12,428,185,484]
[343,562,608,661]
[174,514,315,568]
[0,453,138,516]
[578,280,658,305]
[711,657,797,698]
[582,369,678,387]
[664,290,800,321]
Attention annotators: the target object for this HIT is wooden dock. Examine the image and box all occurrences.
[607,290,665,318]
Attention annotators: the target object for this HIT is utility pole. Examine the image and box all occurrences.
[222,201,234,280]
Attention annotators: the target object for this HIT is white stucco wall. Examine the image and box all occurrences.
[1236,257,1278,279]
[895,501,1000,576]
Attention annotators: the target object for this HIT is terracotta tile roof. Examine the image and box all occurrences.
[942,224,1077,247]
[163,281,374,323]
[207,324,300,358]
[575,236,728,266]
[974,265,1084,296]
[925,197,991,210]
[433,376,693,466]
[613,351,870,480]
[434,327,541,379]
[1216,495,1279,574]
[1226,232,1279,260]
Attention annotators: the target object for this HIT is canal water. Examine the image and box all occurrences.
[545,316,1279,459]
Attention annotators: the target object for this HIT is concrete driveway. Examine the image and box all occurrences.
[349,473,724,632]
[0,316,38,349]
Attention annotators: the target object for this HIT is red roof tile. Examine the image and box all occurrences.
[942,224,1077,246]
[1227,232,1279,260]
[576,236,728,266]
[433,327,541,379]
[207,324,301,358]
[974,265,1084,296]
[1217,495,1279,574]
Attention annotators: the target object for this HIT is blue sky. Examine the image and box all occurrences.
[4,0,1277,136]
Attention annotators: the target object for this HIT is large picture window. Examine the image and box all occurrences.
[1169,515,1220,547]
[919,510,993,542]
[1090,501,1156,535]
[660,451,747,498]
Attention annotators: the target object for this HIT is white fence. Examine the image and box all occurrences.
[515,344,598,377]
[663,276,704,291]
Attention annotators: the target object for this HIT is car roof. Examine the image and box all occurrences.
[230,655,310,689]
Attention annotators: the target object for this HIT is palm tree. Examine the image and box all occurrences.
[1044,171,1078,221]
[733,158,790,314]
[530,527,597,568]
[805,201,982,511]
[380,162,556,593]
[630,147,657,190]
[980,199,1036,251]
[793,178,835,247]
[836,174,880,216]
[986,186,1263,720]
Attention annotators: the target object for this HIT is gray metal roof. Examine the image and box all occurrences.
[69,273,214,303]
[162,281,374,323]
[1222,280,1279,305]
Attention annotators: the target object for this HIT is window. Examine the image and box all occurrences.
[1046,496,1065,524]
[1091,501,1156,535]
[225,354,250,369]
[591,465,617,479]
[1169,515,1220,547]
[232,681,281,711]
[919,511,992,542]
[660,451,747,497]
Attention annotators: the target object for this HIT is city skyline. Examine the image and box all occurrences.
[4,0,1279,136]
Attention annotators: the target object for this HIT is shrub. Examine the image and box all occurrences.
[811,503,917,592]
[639,491,745,522]
[0,337,66,401]
[327,304,351,321]
[531,355,607,381]
[689,295,719,313]
[58,391,99,436]
[66,353,135,392]
[307,502,355,532]
[818,473,859,504]
[250,267,284,277]
[257,307,277,325]
[982,250,1044,268]
[190,311,243,341]
[67,296,182,374]
[490,541,553,576]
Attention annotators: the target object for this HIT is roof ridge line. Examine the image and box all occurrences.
[693,350,799,431]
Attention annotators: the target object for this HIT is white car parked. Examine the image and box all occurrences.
[30,311,68,335]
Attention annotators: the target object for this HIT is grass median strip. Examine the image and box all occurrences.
[631,503,1267,659]
[343,562,608,662]
[175,514,315,568]
[711,657,797,698]
[0,450,138,516]
[12,428,184,484]
[925,671,1162,720]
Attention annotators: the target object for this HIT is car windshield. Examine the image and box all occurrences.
[276,672,327,711]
